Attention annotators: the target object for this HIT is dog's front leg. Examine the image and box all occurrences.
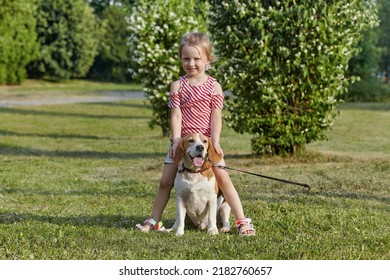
[174,195,186,236]
[207,197,219,235]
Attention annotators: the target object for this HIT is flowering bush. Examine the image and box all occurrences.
[209,0,378,155]
[128,0,208,136]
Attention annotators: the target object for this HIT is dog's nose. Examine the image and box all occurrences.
[196,145,204,152]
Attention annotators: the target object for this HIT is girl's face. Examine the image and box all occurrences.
[181,44,210,78]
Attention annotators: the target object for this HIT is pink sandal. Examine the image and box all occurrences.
[236,218,256,237]
[136,218,166,233]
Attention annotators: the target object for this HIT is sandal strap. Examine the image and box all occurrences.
[235,217,252,227]
[144,218,164,231]
[236,217,256,237]
[144,218,157,226]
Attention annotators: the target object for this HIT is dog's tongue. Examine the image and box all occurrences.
[193,157,204,167]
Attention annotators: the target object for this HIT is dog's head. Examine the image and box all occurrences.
[174,133,222,171]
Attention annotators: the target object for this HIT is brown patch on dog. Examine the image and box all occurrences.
[201,136,222,171]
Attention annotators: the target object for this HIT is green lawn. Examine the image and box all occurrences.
[0,84,389,259]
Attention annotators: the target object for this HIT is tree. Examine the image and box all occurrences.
[28,0,99,80]
[0,0,39,85]
[346,29,388,101]
[128,0,208,136]
[209,0,379,155]
[89,0,135,15]
[377,0,390,83]
[88,3,133,82]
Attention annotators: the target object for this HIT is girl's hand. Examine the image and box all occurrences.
[169,137,181,158]
[212,141,224,156]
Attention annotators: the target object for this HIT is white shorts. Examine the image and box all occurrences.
[164,152,175,164]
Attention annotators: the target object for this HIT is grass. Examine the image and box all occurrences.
[0,83,389,260]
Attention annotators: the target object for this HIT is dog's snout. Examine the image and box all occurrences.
[196,145,204,152]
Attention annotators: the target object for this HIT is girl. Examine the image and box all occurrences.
[136,32,255,236]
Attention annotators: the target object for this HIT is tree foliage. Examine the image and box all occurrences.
[346,29,389,101]
[128,0,208,136]
[89,0,134,15]
[88,3,133,82]
[28,0,99,80]
[377,0,390,82]
[209,0,379,155]
[0,0,39,85]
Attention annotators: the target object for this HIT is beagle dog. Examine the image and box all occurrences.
[170,133,231,236]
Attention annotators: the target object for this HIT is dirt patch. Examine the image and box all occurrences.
[0,91,144,107]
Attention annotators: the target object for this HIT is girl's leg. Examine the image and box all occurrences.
[213,159,245,219]
[136,163,177,232]
[151,163,177,222]
[213,159,255,236]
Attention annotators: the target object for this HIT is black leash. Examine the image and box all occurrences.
[214,163,311,191]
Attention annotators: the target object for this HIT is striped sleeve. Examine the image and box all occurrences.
[168,92,180,108]
[211,92,224,109]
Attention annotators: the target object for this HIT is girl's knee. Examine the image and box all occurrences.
[159,177,174,190]
[159,163,177,190]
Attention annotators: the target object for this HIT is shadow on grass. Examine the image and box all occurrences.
[0,182,158,198]
[0,143,165,159]
[0,129,118,140]
[0,107,149,120]
[237,185,390,211]
[315,191,390,208]
[0,212,141,229]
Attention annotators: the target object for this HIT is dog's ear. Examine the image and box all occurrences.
[173,138,184,165]
[207,137,223,165]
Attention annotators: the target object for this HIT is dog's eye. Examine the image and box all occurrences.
[188,139,195,143]
[202,139,208,144]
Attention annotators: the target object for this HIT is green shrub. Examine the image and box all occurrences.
[0,0,39,85]
[27,0,99,80]
[209,0,379,155]
[88,4,133,82]
[346,77,390,102]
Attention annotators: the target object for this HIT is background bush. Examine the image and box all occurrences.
[346,29,390,102]
[0,0,39,85]
[378,0,390,83]
[27,0,99,80]
[209,0,379,155]
[88,2,133,82]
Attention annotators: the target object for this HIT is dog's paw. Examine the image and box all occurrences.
[220,227,231,233]
[197,223,207,230]
[175,228,185,236]
[207,227,219,235]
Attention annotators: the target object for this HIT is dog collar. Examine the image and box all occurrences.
[178,161,211,174]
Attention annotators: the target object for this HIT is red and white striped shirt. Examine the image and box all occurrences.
[168,75,224,137]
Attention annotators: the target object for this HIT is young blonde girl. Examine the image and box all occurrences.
[136,32,255,236]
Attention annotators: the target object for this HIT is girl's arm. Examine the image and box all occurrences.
[171,107,182,141]
[211,108,223,155]
[169,80,182,158]
[211,82,224,155]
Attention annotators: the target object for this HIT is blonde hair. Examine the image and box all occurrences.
[178,32,214,62]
